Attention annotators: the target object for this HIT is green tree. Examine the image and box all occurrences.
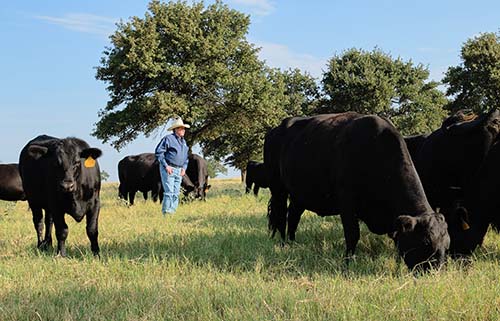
[94,0,264,151]
[201,67,320,177]
[443,32,500,113]
[206,157,227,178]
[321,48,448,135]
[100,170,110,182]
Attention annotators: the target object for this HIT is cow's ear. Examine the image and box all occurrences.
[206,184,211,190]
[81,148,102,160]
[28,145,49,160]
[395,215,417,233]
[455,207,470,230]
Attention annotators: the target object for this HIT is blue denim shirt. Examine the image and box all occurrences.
[155,133,189,170]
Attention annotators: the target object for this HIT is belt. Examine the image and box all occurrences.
[168,163,183,168]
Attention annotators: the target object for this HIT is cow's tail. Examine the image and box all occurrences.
[267,192,288,240]
[117,163,126,199]
[267,197,275,237]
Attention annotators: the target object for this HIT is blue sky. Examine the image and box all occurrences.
[1,0,499,181]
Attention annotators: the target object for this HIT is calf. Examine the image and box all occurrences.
[186,154,211,200]
[245,161,269,196]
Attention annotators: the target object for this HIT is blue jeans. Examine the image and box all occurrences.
[159,165,182,214]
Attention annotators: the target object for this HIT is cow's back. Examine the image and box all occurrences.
[266,112,431,233]
[118,153,158,192]
[415,110,500,209]
[0,164,26,201]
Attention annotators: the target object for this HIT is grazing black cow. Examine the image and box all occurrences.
[410,109,500,255]
[185,154,211,200]
[19,135,102,257]
[118,153,162,205]
[245,161,269,196]
[448,140,500,255]
[265,112,450,270]
[0,164,26,201]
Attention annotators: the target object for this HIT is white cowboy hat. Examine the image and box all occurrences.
[168,118,191,131]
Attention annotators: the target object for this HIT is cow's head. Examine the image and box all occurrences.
[394,213,450,271]
[28,142,102,193]
[194,183,211,200]
[445,206,490,257]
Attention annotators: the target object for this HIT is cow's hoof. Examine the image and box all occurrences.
[38,240,52,251]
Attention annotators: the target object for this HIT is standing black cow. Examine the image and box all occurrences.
[186,154,211,200]
[265,113,450,270]
[118,153,162,205]
[19,135,102,257]
[410,109,500,255]
[245,161,269,196]
[0,164,26,201]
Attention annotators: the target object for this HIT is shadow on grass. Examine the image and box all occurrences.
[40,212,406,277]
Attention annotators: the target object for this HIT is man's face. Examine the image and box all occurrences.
[175,127,186,137]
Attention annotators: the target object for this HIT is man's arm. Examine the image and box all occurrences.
[155,137,168,168]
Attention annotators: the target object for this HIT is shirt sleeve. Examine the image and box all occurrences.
[155,137,168,168]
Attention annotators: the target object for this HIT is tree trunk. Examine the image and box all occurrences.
[241,169,246,183]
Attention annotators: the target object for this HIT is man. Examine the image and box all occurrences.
[155,118,190,215]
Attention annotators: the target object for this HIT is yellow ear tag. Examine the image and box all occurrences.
[84,156,96,168]
[462,221,470,230]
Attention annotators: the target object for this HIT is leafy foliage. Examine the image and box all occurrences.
[94,0,263,150]
[206,157,227,178]
[443,32,500,113]
[100,170,110,182]
[320,48,448,135]
[94,0,319,172]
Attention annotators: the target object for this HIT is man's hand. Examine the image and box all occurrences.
[166,165,173,175]
[180,168,185,176]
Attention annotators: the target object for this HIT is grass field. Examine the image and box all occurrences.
[1,179,500,320]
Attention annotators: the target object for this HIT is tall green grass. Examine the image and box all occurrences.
[1,179,500,320]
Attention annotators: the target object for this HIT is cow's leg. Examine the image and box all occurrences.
[53,214,69,257]
[340,210,360,263]
[245,182,252,194]
[31,205,44,248]
[268,190,288,243]
[129,190,136,205]
[143,191,148,201]
[253,186,260,196]
[40,211,53,249]
[287,200,305,242]
[118,184,126,200]
[86,202,100,257]
[152,189,159,202]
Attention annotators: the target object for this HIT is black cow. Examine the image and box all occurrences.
[0,164,26,201]
[19,135,102,257]
[186,154,211,200]
[410,109,500,255]
[118,153,162,205]
[446,139,500,255]
[265,113,450,270]
[118,153,199,205]
[245,161,269,196]
[404,134,429,163]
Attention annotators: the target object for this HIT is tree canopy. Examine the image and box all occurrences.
[443,31,500,113]
[320,48,448,135]
[94,0,316,170]
[94,0,263,150]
